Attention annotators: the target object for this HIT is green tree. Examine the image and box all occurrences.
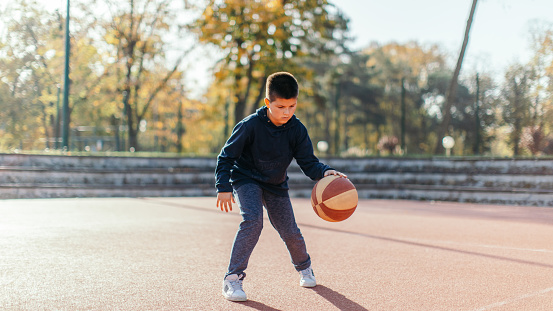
[327,52,382,155]
[467,73,500,155]
[501,64,532,156]
[527,23,553,133]
[420,71,499,156]
[448,73,497,155]
[366,42,448,154]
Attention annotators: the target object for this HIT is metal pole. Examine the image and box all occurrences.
[121,93,127,152]
[334,81,341,156]
[55,85,61,149]
[400,77,406,154]
[475,73,480,155]
[62,0,70,150]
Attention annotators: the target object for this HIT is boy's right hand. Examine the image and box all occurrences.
[217,192,235,212]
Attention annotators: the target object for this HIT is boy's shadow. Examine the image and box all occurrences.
[242,284,368,311]
[241,300,282,311]
[310,284,369,311]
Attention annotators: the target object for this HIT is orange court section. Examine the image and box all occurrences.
[1,197,552,310]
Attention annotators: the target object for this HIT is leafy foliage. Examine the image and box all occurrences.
[2,1,553,157]
[193,0,350,124]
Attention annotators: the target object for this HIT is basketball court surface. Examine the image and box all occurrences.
[1,197,552,310]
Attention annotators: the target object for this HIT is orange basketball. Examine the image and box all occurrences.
[311,175,358,222]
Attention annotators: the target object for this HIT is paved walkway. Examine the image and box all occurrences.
[1,197,552,310]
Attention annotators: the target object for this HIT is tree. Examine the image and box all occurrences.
[328,52,382,155]
[365,42,448,154]
[527,22,553,137]
[0,0,194,152]
[466,73,499,155]
[193,0,350,124]
[501,64,532,156]
[0,1,65,149]
[98,0,191,151]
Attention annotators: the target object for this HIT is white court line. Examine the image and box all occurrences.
[403,237,553,310]
[402,238,553,254]
[472,286,553,311]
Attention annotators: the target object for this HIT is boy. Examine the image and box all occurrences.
[215,72,347,302]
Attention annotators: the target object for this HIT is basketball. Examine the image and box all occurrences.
[311,175,358,222]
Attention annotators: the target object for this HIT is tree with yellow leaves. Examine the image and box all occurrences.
[97,0,191,151]
[193,0,350,124]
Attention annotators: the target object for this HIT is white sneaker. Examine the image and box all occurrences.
[222,274,247,301]
[299,266,317,287]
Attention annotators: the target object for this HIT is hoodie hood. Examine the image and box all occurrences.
[256,106,299,131]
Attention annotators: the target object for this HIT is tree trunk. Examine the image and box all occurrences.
[234,96,246,126]
[176,99,185,153]
[233,56,255,124]
[123,87,138,151]
[364,123,370,152]
[434,0,478,154]
[124,0,138,151]
[324,107,332,152]
[233,71,245,125]
[513,120,521,156]
[511,77,522,156]
[333,81,341,155]
[473,73,480,155]
[247,77,267,115]
[400,77,406,153]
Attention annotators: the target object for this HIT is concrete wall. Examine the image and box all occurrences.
[1,154,553,206]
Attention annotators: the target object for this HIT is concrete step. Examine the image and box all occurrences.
[0,154,217,170]
[4,181,550,202]
[291,183,553,194]
[351,172,553,189]
[5,168,553,191]
[0,168,214,186]
[3,154,553,206]
[287,172,553,190]
[0,184,214,199]
[5,154,553,175]
[289,186,553,206]
[316,158,553,175]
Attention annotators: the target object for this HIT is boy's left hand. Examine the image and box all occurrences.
[324,170,348,178]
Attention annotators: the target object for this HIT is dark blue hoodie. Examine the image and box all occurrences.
[215,106,332,196]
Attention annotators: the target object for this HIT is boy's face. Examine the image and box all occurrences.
[264,97,297,126]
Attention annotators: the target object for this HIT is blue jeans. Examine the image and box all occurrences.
[226,183,311,278]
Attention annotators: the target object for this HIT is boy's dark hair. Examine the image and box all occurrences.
[266,72,299,102]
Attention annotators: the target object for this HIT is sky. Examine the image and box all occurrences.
[2,0,552,93]
[337,0,552,76]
